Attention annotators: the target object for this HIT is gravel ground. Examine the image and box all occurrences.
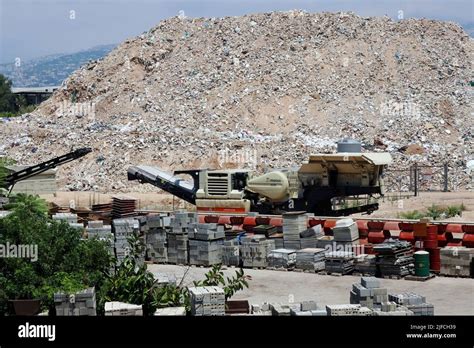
[148,264,474,315]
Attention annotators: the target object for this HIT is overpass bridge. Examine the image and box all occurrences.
[11,86,60,104]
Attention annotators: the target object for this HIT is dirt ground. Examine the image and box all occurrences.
[148,264,474,315]
[42,190,474,222]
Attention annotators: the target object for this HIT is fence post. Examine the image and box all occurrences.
[443,163,448,192]
[414,163,418,197]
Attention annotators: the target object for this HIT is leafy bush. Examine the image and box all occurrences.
[193,264,250,300]
[398,210,425,220]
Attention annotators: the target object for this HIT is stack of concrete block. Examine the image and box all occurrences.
[54,287,96,316]
[350,277,388,309]
[241,235,275,268]
[440,246,474,277]
[104,302,143,316]
[332,219,359,242]
[188,223,224,265]
[250,303,273,315]
[354,254,377,275]
[52,213,83,229]
[295,248,326,272]
[374,240,414,277]
[267,249,296,269]
[145,214,170,263]
[152,272,177,287]
[317,235,335,249]
[289,301,320,316]
[388,293,434,316]
[166,212,197,264]
[188,286,225,316]
[326,304,372,316]
[282,212,308,250]
[222,239,240,266]
[325,251,355,274]
[269,303,298,316]
[113,218,142,266]
[86,220,114,257]
[154,307,186,316]
[373,305,414,316]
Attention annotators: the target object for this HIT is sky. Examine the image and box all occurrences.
[0,0,472,64]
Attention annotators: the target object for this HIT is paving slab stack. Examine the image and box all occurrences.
[241,235,276,268]
[300,224,323,249]
[349,277,388,309]
[167,211,197,265]
[373,304,414,316]
[326,304,372,316]
[353,254,377,275]
[145,214,170,263]
[374,240,414,277]
[295,248,326,272]
[440,246,474,277]
[289,301,322,316]
[325,251,355,274]
[332,219,359,248]
[188,223,225,266]
[283,212,308,250]
[250,303,273,315]
[222,239,241,266]
[154,307,187,316]
[52,212,83,229]
[54,287,96,316]
[388,293,434,316]
[113,218,142,266]
[104,302,143,316]
[267,248,297,269]
[188,286,225,316]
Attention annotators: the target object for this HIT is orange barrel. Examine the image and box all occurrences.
[255,216,270,226]
[367,221,385,232]
[205,215,219,223]
[198,215,206,223]
[446,224,463,233]
[242,216,256,232]
[461,225,474,234]
[462,233,474,248]
[399,222,414,232]
[356,220,369,238]
[437,232,453,247]
[423,225,438,249]
[384,221,400,231]
[368,231,385,244]
[218,215,231,225]
[447,241,463,247]
[428,247,441,272]
[399,231,415,244]
[309,219,325,228]
[437,224,447,234]
[230,216,245,225]
[423,239,438,250]
[324,220,337,235]
[269,217,283,227]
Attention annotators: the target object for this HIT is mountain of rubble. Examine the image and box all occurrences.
[1,11,473,193]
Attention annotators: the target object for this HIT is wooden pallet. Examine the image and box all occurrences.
[405,274,436,282]
[383,275,403,280]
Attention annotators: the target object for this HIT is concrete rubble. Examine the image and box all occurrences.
[1,11,471,193]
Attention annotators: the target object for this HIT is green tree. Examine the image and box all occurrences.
[0,74,15,113]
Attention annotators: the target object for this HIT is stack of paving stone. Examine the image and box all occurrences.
[373,304,414,316]
[52,212,83,229]
[295,248,326,272]
[374,240,414,277]
[104,302,143,316]
[166,212,197,264]
[154,307,186,316]
[289,301,323,316]
[188,286,225,316]
[282,212,308,250]
[270,303,301,316]
[86,220,114,257]
[353,254,377,275]
[188,223,224,266]
[300,225,323,249]
[267,248,297,269]
[240,235,276,268]
[332,219,359,243]
[152,272,177,287]
[349,277,388,309]
[316,235,335,249]
[250,303,273,315]
[253,224,278,237]
[113,218,142,266]
[388,293,434,316]
[54,287,96,316]
[145,214,170,263]
[325,251,355,274]
[440,246,474,277]
[326,304,373,316]
[222,239,240,266]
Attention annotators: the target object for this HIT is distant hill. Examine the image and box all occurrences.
[0,44,116,87]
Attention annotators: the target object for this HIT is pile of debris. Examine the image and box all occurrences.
[1,11,472,192]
